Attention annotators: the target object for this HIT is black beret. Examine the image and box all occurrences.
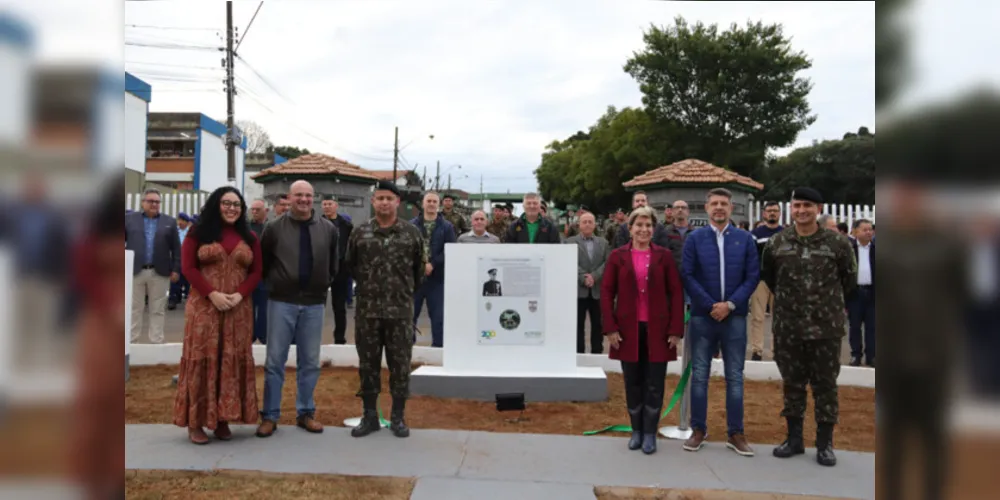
[374,181,400,197]
[791,187,823,204]
[442,193,456,200]
[493,203,506,209]
[322,194,337,201]
[578,205,589,212]
[504,202,514,210]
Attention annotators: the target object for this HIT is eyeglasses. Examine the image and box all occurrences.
[221,200,243,209]
[143,199,161,205]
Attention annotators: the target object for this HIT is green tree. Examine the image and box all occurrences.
[270,145,311,160]
[759,129,874,205]
[624,17,815,176]
[535,107,686,213]
[876,0,911,109]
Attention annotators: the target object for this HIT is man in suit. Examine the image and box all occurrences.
[125,188,181,344]
[566,212,611,354]
[848,219,876,367]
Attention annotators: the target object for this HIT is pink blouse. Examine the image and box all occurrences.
[631,247,652,322]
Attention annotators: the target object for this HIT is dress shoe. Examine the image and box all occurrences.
[214,422,232,441]
[255,420,277,438]
[297,414,324,434]
[683,429,707,452]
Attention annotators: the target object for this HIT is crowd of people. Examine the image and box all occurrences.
[123,179,872,470]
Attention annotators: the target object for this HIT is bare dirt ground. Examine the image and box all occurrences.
[127,365,877,452]
[125,470,414,500]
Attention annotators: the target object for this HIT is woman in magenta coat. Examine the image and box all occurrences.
[601,206,685,454]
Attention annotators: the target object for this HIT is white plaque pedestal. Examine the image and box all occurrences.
[410,244,607,403]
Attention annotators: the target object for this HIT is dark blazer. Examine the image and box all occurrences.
[125,211,181,277]
[565,233,611,299]
[850,238,875,297]
[504,215,562,244]
[411,213,456,283]
[600,243,685,363]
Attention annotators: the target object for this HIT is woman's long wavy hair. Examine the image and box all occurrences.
[191,186,256,246]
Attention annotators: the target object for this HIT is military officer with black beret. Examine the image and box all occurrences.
[346,180,426,439]
[761,187,857,467]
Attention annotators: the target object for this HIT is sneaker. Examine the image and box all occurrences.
[683,429,708,452]
[727,433,754,457]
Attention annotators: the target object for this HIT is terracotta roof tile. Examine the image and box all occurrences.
[251,154,379,181]
[622,159,763,191]
[367,169,412,181]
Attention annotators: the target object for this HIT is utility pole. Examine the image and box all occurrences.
[422,165,427,190]
[447,174,452,191]
[224,0,237,181]
[392,126,400,183]
[435,161,440,191]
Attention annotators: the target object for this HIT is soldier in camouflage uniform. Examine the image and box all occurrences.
[487,204,510,243]
[441,194,469,238]
[346,180,426,439]
[761,187,857,467]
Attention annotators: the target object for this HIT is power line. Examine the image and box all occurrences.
[235,1,263,53]
[125,41,221,51]
[126,23,219,31]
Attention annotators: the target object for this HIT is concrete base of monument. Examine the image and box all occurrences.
[410,366,608,402]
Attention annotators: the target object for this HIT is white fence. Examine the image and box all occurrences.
[126,192,209,217]
[748,201,875,228]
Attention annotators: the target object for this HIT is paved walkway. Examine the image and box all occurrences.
[126,425,874,500]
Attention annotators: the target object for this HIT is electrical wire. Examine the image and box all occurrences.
[126,23,219,31]
[125,41,221,51]
[235,2,263,53]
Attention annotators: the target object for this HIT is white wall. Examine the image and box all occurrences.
[243,170,264,201]
[94,85,124,173]
[0,45,30,145]
[124,93,148,174]
[197,129,227,193]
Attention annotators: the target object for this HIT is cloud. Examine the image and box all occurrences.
[117,0,875,192]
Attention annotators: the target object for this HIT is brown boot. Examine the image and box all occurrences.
[188,427,209,445]
[727,433,755,457]
[214,422,232,441]
[256,420,278,438]
[683,429,707,452]
[296,414,324,434]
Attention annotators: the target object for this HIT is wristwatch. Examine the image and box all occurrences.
[726,301,736,311]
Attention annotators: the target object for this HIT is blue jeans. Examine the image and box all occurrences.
[252,285,268,345]
[261,300,325,421]
[414,279,444,347]
[689,315,748,437]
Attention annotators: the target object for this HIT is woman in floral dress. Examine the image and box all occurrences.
[173,186,262,444]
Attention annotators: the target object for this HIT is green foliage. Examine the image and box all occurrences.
[623,17,815,176]
[758,127,875,205]
[270,145,311,160]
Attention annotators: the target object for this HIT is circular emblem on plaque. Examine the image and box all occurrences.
[499,309,521,330]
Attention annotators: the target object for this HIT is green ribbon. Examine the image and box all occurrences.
[583,310,691,436]
[377,396,391,427]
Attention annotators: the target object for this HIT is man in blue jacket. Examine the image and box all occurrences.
[411,191,456,347]
[680,188,760,457]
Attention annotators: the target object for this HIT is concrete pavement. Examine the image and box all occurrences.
[126,424,874,500]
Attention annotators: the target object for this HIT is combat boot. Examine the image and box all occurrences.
[772,417,806,458]
[627,407,643,451]
[390,397,410,438]
[351,395,381,438]
[816,423,837,467]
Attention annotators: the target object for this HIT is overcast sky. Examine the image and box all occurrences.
[17,0,989,194]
